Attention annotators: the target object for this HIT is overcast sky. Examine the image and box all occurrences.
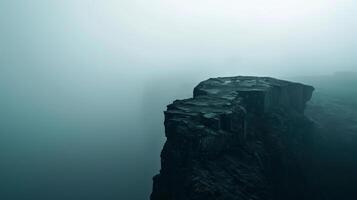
[1,0,357,79]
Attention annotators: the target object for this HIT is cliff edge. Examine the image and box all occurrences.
[151,76,315,200]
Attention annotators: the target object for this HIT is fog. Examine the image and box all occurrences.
[0,0,356,199]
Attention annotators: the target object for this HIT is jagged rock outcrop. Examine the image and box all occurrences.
[151,76,315,200]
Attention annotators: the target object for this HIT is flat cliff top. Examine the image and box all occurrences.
[164,76,314,138]
[194,76,310,95]
[167,76,314,118]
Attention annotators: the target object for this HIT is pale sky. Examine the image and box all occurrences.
[1,0,357,79]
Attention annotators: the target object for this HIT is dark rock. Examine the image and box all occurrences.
[151,76,315,200]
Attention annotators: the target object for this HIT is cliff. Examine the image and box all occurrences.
[151,76,315,200]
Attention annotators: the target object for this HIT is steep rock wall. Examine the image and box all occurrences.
[151,76,315,200]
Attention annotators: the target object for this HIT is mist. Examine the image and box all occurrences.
[0,0,356,199]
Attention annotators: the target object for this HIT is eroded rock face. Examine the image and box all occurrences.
[151,76,315,200]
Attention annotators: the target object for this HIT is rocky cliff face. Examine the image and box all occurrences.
[151,76,315,200]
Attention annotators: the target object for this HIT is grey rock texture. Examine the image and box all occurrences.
[151,76,315,200]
